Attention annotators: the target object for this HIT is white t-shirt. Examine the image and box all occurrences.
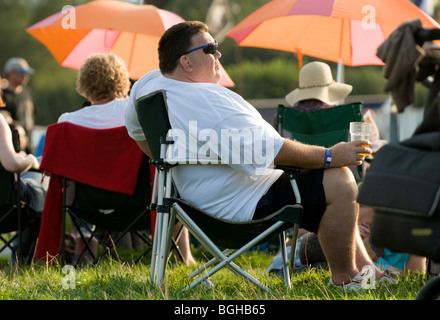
[58,98,128,129]
[125,70,284,222]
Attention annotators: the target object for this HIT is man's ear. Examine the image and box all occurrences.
[179,55,192,72]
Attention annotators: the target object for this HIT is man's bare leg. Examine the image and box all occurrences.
[317,167,360,285]
[354,225,384,277]
[173,223,196,266]
[318,167,385,285]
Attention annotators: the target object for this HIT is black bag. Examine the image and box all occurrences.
[357,132,440,261]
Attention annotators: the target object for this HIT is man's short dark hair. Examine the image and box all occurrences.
[158,21,209,74]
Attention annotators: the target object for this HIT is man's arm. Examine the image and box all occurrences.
[274,138,371,169]
[0,115,39,173]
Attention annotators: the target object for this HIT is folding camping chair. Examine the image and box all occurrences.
[277,102,365,180]
[0,130,40,264]
[34,123,152,265]
[135,90,303,292]
[277,102,363,146]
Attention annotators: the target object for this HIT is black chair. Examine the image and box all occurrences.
[61,156,153,265]
[136,90,303,292]
[0,129,40,264]
[35,123,152,266]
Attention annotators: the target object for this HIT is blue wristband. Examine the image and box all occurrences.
[324,148,331,168]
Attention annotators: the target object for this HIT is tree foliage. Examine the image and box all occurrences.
[0,0,90,125]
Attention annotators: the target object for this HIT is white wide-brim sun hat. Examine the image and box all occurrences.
[285,61,352,106]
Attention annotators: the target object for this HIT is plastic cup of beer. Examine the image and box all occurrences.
[349,122,372,156]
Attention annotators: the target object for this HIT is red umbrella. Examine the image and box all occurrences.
[226,0,440,70]
[26,0,234,86]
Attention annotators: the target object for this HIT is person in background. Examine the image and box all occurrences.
[57,53,130,128]
[2,57,35,151]
[0,87,48,262]
[0,78,46,212]
[358,205,426,274]
[58,53,196,266]
[285,61,352,111]
[281,61,385,151]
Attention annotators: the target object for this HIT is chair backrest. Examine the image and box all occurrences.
[41,123,145,194]
[277,102,364,147]
[40,123,151,231]
[135,90,171,159]
[70,156,151,231]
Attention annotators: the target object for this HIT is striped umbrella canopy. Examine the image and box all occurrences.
[226,0,440,69]
[26,0,234,86]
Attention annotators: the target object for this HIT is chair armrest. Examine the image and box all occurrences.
[275,165,302,203]
[274,165,301,179]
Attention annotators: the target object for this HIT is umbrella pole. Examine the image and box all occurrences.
[336,19,346,105]
[336,59,344,83]
[336,59,345,105]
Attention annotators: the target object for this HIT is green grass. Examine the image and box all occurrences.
[0,249,431,300]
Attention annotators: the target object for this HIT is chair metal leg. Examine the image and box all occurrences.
[187,249,233,279]
[156,178,175,285]
[165,208,178,259]
[150,144,167,284]
[187,258,272,293]
[152,150,176,286]
[289,223,300,272]
[279,231,291,289]
[149,165,160,280]
[173,202,286,293]
[149,211,161,282]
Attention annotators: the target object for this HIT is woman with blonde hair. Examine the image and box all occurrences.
[58,53,131,127]
[56,53,196,265]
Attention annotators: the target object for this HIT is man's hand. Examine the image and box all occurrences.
[329,140,372,168]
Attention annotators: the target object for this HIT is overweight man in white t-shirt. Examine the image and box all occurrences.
[125,21,396,289]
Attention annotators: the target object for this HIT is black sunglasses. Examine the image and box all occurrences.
[183,40,218,55]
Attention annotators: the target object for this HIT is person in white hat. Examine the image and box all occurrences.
[271,61,352,127]
[285,61,352,111]
[2,57,35,151]
[284,61,384,151]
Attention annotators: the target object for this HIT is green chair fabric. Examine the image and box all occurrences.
[277,102,364,147]
[0,165,40,263]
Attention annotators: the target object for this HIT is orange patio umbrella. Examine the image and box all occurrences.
[26,0,234,86]
[226,0,440,77]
